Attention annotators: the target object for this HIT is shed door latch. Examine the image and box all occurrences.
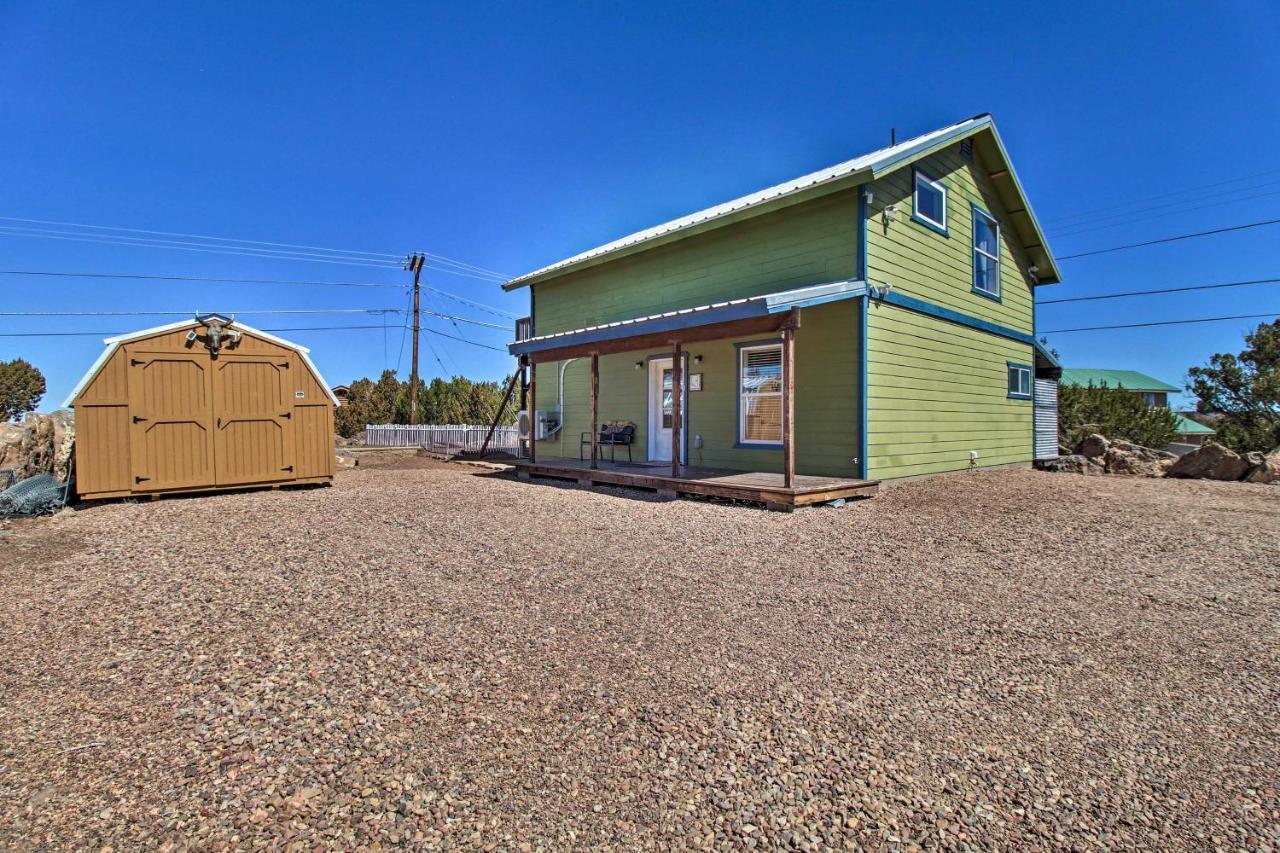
[130,359,144,366]
[281,465,294,472]
[132,416,148,423]
[134,476,150,484]
[278,412,292,419]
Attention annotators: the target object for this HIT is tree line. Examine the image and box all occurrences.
[334,370,517,438]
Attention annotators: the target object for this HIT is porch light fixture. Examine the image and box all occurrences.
[634,361,643,370]
[693,354,703,364]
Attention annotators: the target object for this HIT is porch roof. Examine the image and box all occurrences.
[509,279,866,361]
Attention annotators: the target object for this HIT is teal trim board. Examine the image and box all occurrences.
[875,290,1036,346]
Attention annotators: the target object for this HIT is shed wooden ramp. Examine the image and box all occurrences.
[513,458,877,511]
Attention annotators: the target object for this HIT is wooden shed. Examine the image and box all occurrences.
[64,316,338,500]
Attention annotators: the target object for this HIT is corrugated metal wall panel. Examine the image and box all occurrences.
[1034,378,1058,460]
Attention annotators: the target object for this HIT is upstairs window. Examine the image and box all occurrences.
[739,343,783,445]
[912,168,948,235]
[1007,363,1032,399]
[972,206,1001,299]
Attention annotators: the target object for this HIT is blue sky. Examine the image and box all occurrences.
[2,0,1278,409]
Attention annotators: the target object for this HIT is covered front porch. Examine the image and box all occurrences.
[508,280,878,510]
[512,457,877,511]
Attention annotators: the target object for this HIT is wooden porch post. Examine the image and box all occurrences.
[671,341,682,477]
[528,357,537,463]
[782,324,795,489]
[590,352,599,469]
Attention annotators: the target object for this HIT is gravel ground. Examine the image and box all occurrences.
[1,457,1277,850]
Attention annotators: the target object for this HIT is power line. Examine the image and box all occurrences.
[1042,312,1279,334]
[0,323,405,338]
[1038,276,1280,305]
[0,227,400,269]
[0,214,514,279]
[1048,185,1280,240]
[0,215,402,259]
[0,224,404,265]
[1042,165,1280,227]
[424,310,509,330]
[1058,217,1280,260]
[394,287,413,376]
[414,253,511,280]
[426,326,508,352]
[0,269,519,318]
[0,226,507,281]
[426,286,518,318]
[0,307,406,317]
[0,269,402,287]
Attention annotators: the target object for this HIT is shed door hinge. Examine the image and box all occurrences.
[130,359,144,366]
[134,476,150,484]
[281,465,294,472]
[278,412,292,419]
[132,416,148,423]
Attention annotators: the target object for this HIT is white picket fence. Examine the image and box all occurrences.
[363,424,520,454]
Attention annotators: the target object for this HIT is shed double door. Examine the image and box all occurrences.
[127,348,296,491]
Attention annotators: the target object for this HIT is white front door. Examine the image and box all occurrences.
[647,358,679,462]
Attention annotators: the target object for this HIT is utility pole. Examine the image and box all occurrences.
[403,252,426,425]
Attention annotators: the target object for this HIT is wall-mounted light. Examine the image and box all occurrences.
[634,361,643,370]
[693,354,703,364]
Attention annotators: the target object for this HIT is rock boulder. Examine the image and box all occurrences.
[1243,447,1280,484]
[1166,442,1250,481]
[1036,454,1104,475]
[1078,434,1109,459]
[0,411,74,481]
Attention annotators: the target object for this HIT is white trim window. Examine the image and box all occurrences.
[912,169,948,233]
[973,207,1001,298]
[739,344,783,445]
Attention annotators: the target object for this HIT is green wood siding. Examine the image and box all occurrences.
[866,302,1033,479]
[866,145,1035,335]
[533,299,859,477]
[531,191,860,337]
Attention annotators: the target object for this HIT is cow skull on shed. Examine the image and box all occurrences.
[193,313,240,355]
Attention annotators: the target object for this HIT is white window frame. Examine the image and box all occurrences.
[912,168,948,234]
[738,343,783,446]
[972,206,1001,299]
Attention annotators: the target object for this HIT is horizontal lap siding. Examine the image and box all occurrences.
[866,146,1035,336]
[533,300,858,478]
[866,303,1032,479]
[532,191,859,337]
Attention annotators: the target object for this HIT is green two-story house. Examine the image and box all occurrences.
[504,114,1062,495]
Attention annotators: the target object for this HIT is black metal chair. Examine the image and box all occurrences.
[580,422,635,463]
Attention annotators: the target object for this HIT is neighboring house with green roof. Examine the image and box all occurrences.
[1060,368,1215,447]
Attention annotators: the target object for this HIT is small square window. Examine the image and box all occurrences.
[1007,363,1031,399]
[912,169,948,234]
[973,206,1001,299]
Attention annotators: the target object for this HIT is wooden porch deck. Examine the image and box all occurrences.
[512,458,878,511]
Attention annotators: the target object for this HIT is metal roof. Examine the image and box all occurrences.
[63,318,339,407]
[1059,368,1181,393]
[504,113,1061,290]
[509,279,866,357]
[1173,413,1215,435]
